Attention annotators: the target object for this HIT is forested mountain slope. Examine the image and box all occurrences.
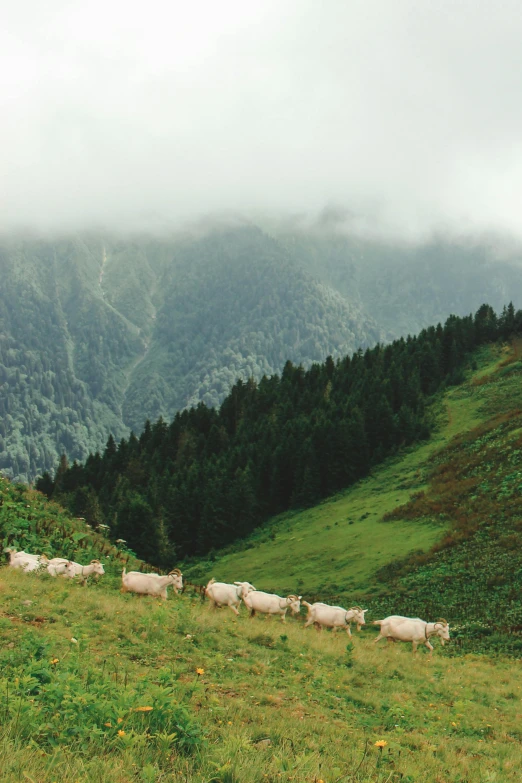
[43,304,517,568]
[4,347,522,782]
[279,230,522,338]
[188,338,522,654]
[0,228,383,480]
[3,223,522,481]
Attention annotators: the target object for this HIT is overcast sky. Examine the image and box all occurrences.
[2,0,522,237]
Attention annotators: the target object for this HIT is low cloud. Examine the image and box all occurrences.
[3,0,522,239]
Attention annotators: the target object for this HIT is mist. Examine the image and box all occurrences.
[3,0,522,239]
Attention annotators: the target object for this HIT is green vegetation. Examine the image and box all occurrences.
[4,226,522,483]
[3,566,522,783]
[184,343,501,594]
[44,303,514,564]
[0,228,383,481]
[187,340,522,654]
[4,340,522,780]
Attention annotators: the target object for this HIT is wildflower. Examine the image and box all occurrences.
[117,717,123,724]
[70,638,78,644]
[374,740,388,748]
[196,667,205,676]
[50,658,59,665]
[118,730,125,737]
[104,722,112,727]
[451,722,457,727]
[135,706,154,712]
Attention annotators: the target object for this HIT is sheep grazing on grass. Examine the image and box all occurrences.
[121,569,182,600]
[242,589,302,622]
[302,602,367,635]
[65,559,105,585]
[205,578,256,615]
[6,548,49,572]
[373,615,450,655]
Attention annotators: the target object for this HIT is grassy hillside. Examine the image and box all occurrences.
[3,347,522,780]
[185,341,522,653]
[3,566,522,783]
[0,474,144,573]
[184,344,500,593]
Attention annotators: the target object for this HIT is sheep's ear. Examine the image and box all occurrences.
[298,595,302,600]
[233,581,242,585]
[363,609,368,614]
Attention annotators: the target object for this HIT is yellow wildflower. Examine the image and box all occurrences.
[196,667,205,676]
[118,730,125,737]
[50,658,59,665]
[374,740,388,748]
[117,717,123,724]
[135,706,154,712]
[104,722,112,727]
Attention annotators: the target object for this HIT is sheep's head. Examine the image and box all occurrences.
[286,595,302,615]
[90,559,105,576]
[348,607,367,629]
[234,581,256,598]
[435,619,450,644]
[168,570,183,590]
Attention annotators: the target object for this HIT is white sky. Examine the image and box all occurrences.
[2,0,522,237]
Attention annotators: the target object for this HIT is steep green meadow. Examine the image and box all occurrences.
[3,341,522,780]
[2,566,522,783]
[184,344,505,600]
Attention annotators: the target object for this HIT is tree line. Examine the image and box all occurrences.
[37,303,520,567]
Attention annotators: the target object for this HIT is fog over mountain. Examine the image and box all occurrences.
[3,1,522,238]
[4,1,522,481]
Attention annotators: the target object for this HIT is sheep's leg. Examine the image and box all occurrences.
[345,626,352,636]
[304,618,314,628]
[229,604,240,616]
[412,641,418,654]
[424,640,434,656]
[250,609,256,618]
[373,633,384,645]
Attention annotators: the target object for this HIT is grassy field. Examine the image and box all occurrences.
[184,344,506,601]
[2,565,522,783]
[4,340,522,780]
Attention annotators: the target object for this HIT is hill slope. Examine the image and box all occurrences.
[185,340,522,652]
[3,350,522,781]
[1,495,522,782]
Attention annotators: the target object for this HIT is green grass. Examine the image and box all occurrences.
[185,344,505,600]
[4,341,522,780]
[2,566,522,783]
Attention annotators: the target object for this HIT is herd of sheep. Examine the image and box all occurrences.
[4,548,451,655]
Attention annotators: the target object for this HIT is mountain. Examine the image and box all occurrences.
[2,222,522,481]
[184,335,522,655]
[3,343,522,782]
[43,304,516,566]
[0,227,384,481]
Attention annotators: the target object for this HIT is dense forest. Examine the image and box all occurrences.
[3,225,522,482]
[0,228,383,481]
[37,303,520,566]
